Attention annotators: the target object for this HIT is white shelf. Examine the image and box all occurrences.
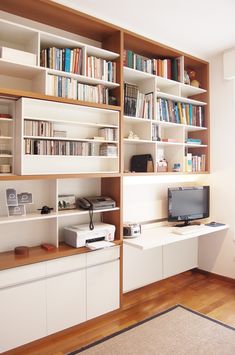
[124,67,207,98]
[124,67,155,83]
[153,120,207,131]
[40,31,119,60]
[0,212,57,225]
[0,136,13,140]
[47,68,119,89]
[24,136,118,144]
[0,59,45,79]
[24,154,118,158]
[157,91,206,106]
[0,118,13,122]
[124,138,154,144]
[157,141,184,147]
[24,116,118,128]
[0,155,13,158]
[123,116,152,123]
[58,207,120,218]
[184,143,207,148]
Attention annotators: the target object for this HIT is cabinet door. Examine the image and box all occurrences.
[46,269,86,334]
[87,259,120,320]
[123,244,163,293]
[0,280,47,353]
[163,238,198,278]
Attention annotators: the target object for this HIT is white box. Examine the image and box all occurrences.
[0,46,37,66]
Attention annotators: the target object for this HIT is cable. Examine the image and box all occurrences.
[89,205,94,230]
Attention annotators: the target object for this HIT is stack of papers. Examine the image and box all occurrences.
[86,240,115,250]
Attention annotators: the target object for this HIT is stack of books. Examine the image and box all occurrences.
[123,49,183,81]
[157,98,204,127]
[185,153,206,172]
[124,83,153,119]
[24,139,95,156]
[98,128,118,141]
[87,56,116,82]
[40,47,83,74]
[47,74,109,104]
[24,120,53,137]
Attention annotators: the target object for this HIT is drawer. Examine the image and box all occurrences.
[0,262,46,289]
[46,254,86,276]
[86,246,120,267]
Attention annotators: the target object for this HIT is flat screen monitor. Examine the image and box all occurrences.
[168,186,209,226]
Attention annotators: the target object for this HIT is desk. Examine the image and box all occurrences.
[123,224,228,293]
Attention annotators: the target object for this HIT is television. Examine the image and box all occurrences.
[168,186,209,226]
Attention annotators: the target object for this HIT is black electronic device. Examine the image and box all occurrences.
[130,154,154,172]
[77,196,116,210]
[168,186,209,226]
[38,206,54,214]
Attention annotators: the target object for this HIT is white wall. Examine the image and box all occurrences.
[198,54,235,278]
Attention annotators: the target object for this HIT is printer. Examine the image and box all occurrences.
[64,222,115,248]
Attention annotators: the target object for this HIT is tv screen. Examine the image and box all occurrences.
[168,186,209,225]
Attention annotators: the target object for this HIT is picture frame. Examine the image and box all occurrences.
[58,194,76,210]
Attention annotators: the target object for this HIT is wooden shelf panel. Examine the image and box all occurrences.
[0,172,121,181]
[0,87,121,112]
[0,240,122,271]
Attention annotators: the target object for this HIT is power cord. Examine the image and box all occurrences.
[89,205,94,230]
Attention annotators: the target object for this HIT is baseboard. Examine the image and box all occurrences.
[195,268,235,283]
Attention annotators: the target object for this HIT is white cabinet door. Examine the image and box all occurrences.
[163,238,198,278]
[123,244,163,293]
[0,280,47,353]
[46,269,86,334]
[87,259,120,320]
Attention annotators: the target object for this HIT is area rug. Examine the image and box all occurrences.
[68,305,235,355]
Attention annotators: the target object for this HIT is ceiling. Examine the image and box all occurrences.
[53,0,235,60]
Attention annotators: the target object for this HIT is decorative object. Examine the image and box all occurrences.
[184,70,190,84]
[189,69,200,88]
[173,163,181,172]
[14,246,29,256]
[127,131,140,140]
[38,206,54,214]
[58,194,76,210]
[157,159,168,172]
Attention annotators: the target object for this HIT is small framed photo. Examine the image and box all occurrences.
[58,194,76,210]
[6,188,18,206]
[8,205,26,217]
[17,192,33,204]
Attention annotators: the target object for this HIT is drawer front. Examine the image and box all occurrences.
[86,246,120,267]
[46,253,86,276]
[0,262,46,289]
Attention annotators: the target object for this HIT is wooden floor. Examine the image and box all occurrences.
[5,269,235,355]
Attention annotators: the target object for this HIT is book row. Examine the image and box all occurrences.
[25,139,96,156]
[98,128,118,141]
[40,47,83,74]
[24,139,118,157]
[157,98,204,127]
[87,56,116,82]
[47,75,109,104]
[124,50,183,81]
[24,120,53,137]
[185,153,206,172]
[124,83,153,119]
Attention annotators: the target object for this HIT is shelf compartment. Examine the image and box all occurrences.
[58,207,120,218]
[157,91,206,106]
[0,59,45,79]
[24,136,118,144]
[46,69,120,89]
[153,120,207,132]
[123,115,152,123]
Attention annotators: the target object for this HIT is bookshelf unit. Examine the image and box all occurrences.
[0,1,210,351]
[123,32,209,174]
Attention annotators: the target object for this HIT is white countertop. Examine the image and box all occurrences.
[123,223,229,250]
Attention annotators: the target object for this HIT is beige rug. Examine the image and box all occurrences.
[69,305,235,355]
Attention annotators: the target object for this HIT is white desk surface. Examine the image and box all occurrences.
[123,223,229,250]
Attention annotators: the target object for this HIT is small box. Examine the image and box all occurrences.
[157,160,168,172]
[0,46,37,66]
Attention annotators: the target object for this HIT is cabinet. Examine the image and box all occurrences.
[46,254,86,334]
[0,263,47,353]
[0,248,120,352]
[86,247,120,319]
[123,244,162,293]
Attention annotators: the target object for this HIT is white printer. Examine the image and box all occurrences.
[64,222,115,248]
